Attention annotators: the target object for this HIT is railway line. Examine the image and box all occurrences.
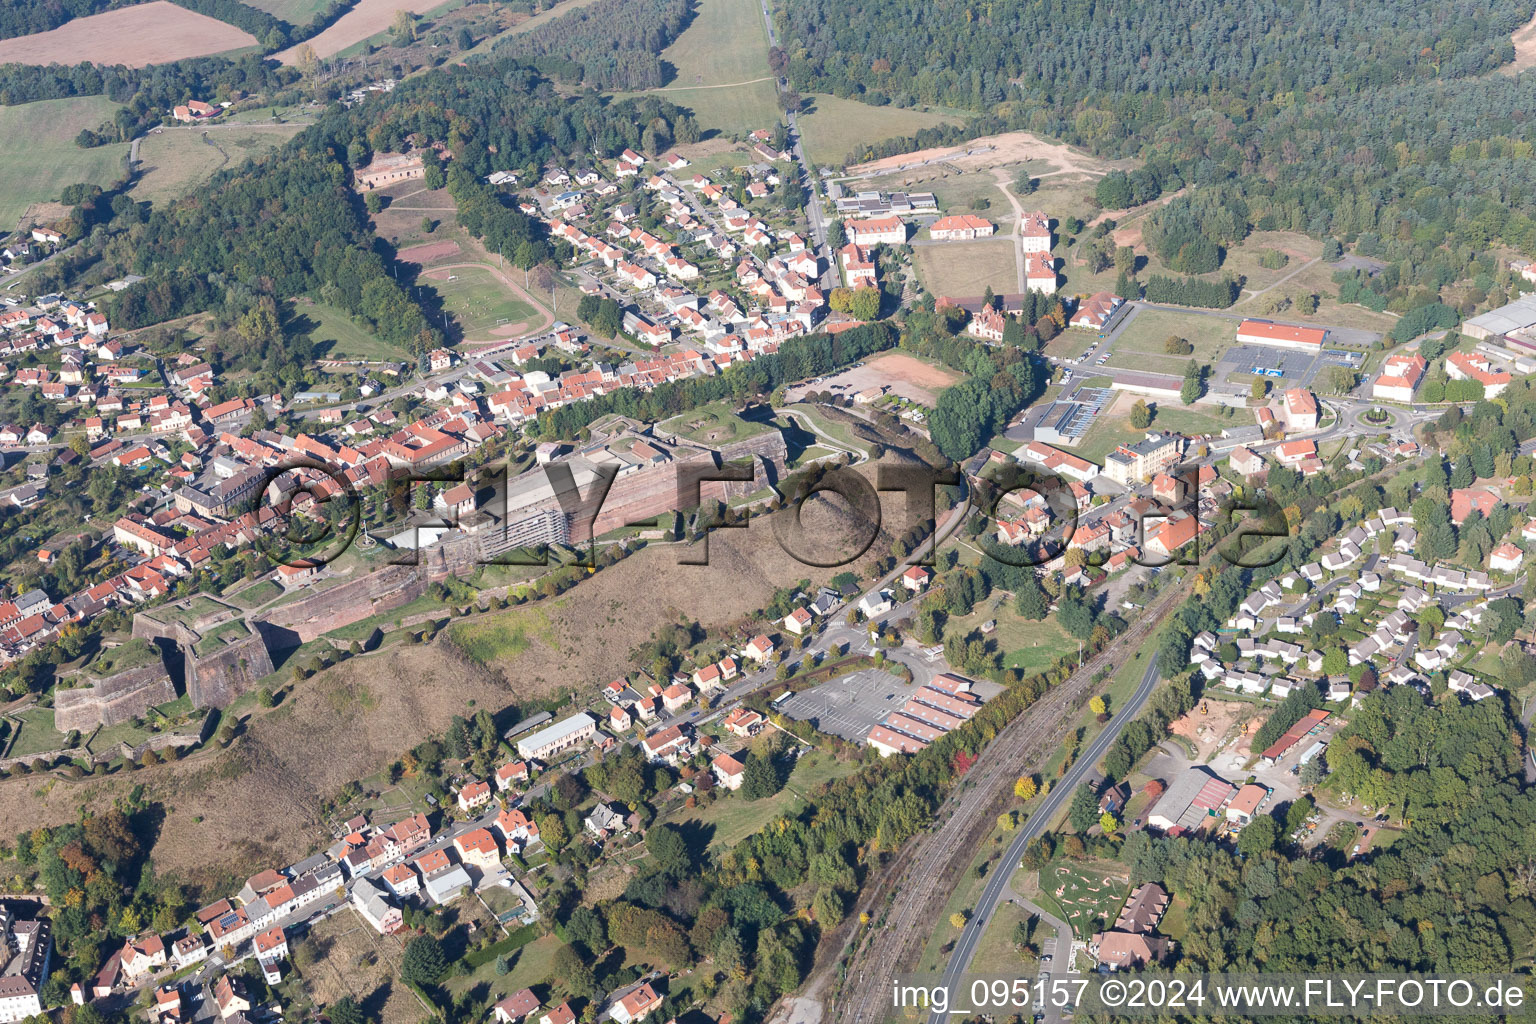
[822,580,1189,1024]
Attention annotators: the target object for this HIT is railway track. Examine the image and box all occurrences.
[822,581,1189,1024]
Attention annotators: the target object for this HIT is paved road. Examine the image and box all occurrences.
[927,653,1163,1024]
[831,577,1185,1024]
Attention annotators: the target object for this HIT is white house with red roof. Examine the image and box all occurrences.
[456,779,492,812]
[744,634,775,662]
[783,607,813,635]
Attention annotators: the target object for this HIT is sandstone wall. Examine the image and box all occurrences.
[187,629,275,708]
[54,664,178,733]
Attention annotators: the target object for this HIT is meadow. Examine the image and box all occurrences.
[0,97,129,229]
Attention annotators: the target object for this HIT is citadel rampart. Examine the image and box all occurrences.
[53,664,178,733]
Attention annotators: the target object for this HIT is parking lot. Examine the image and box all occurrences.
[1214,343,1326,385]
[775,666,916,741]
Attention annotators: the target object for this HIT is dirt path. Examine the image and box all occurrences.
[655,76,777,91]
[990,167,1029,294]
[1237,256,1322,305]
[1088,185,1189,229]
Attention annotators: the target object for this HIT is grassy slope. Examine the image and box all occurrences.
[0,97,128,228]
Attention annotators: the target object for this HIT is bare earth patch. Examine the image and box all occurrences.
[1508,9,1536,74]
[398,240,463,264]
[848,131,1114,179]
[1167,699,1255,762]
[788,352,959,406]
[0,2,257,66]
[275,0,451,62]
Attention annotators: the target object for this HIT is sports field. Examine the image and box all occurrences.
[422,265,540,338]
[612,0,779,136]
[797,94,966,167]
[0,97,129,230]
[132,124,303,207]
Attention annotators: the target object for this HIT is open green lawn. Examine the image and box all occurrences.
[660,750,859,852]
[609,0,779,136]
[241,0,334,23]
[231,580,284,609]
[9,706,66,757]
[132,124,302,207]
[658,398,776,444]
[913,239,1017,299]
[290,298,410,360]
[423,266,539,336]
[656,0,770,87]
[446,930,559,1006]
[1143,404,1241,437]
[943,596,1075,675]
[797,94,967,167]
[0,97,129,229]
[970,898,1037,975]
[1107,308,1238,375]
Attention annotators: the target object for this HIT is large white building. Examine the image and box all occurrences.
[516,712,596,761]
[1234,319,1327,351]
[0,908,49,1023]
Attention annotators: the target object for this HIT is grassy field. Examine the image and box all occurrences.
[1107,308,1237,375]
[608,0,779,136]
[289,299,408,360]
[1141,404,1240,438]
[970,898,1037,974]
[446,605,554,666]
[913,240,1017,298]
[659,399,776,444]
[8,707,66,757]
[0,97,129,229]
[132,124,302,207]
[659,749,860,852]
[942,594,1075,675]
[797,94,966,167]
[424,266,539,336]
[241,0,334,23]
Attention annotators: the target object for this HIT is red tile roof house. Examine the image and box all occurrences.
[1451,487,1498,524]
[611,982,663,1024]
[541,1002,577,1024]
[120,934,167,982]
[456,779,493,812]
[712,752,746,790]
[494,990,542,1024]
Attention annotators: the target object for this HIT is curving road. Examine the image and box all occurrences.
[928,652,1163,1024]
[829,579,1185,1024]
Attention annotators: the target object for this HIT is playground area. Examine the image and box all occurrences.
[1026,860,1130,940]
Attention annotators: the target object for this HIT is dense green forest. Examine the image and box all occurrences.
[778,0,1536,312]
[491,0,697,90]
